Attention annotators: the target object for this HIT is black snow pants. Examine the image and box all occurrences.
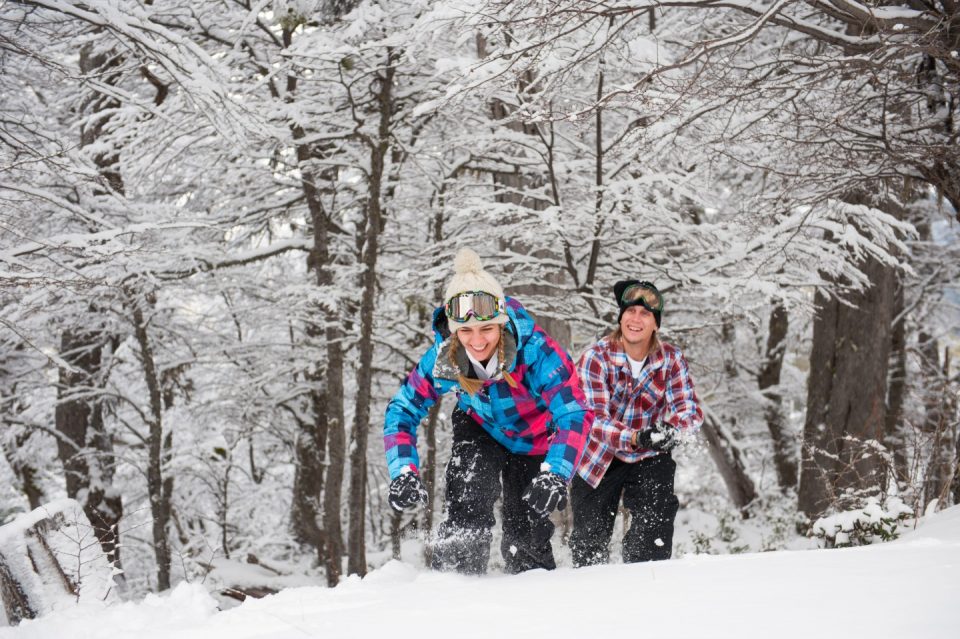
[569,454,680,566]
[431,406,556,575]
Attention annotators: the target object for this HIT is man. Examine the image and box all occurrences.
[570,279,703,566]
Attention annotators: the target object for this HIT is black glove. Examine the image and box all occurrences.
[388,471,428,512]
[635,423,680,452]
[522,471,568,516]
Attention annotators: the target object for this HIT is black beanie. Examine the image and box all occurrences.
[614,279,662,328]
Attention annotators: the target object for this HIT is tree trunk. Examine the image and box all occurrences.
[132,298,172,591]
[756,301,798,491]
[1,429,45,511]
[420,401,442,567]
[321,382,346,585]
[798,250,895,521]
[885,276,909,481]
[701,415,757,516]
[284,19,347,584]
[54,330,124,576]
[346,48,395,577]
[920,341,956,509]
[78,42,124,194]
[52,39,128,582]
[0,345,45,510]
[952,422,960,507]
[290,416,326,558]
[705,314,757,516]
[475,34,571,347]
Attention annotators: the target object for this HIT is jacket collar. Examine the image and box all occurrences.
[433,329,518,382]
[606,334,665,373]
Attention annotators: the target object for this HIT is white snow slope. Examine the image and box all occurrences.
[4,506,959,639]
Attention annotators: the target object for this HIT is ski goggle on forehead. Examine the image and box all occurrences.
[445,291,505,323]
[621,282,664,312]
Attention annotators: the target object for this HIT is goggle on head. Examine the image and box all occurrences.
[620,281,664,313]
[445,291,505,323]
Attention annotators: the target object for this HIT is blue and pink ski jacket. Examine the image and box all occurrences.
[384,297,591,482]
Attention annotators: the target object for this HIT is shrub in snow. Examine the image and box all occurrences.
[685,512,751,555]
[811,496,913,548]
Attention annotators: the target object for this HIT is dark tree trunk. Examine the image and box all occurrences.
[1,429,45,511]
[7,447,45,511]
[757,301,798,491]
[0,345,45,509]
[885,276,909,481]
[132,299,173,591]
[300,166,347,585]
[290,415,326,558]
[282,18,347,583]
[321,386,346,585]
[289,315,327,564]
[475,34,571,348]
[798,251,895,521]
[78,42,124,194]
[952,421,960,507]
[59,25,173,589]
[54,330,124,576]
[704,314,757,516]
[420,401,442,567]
[346,48,396,577]
[701,415,758,516]
[52,39,129,581]
[920,341,956,509]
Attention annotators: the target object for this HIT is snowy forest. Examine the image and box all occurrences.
[1,0,959,605]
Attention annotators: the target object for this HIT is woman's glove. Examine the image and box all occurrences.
[522,471,568,516]
[388,469,428,512]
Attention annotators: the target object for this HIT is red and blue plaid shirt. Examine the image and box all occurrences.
[576,335,703,488]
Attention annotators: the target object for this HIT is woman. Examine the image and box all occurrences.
[383,248,590,574]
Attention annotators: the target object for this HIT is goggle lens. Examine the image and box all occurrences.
[621,282,663,312]
[446,292,503,323]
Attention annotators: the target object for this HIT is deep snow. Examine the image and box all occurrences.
[3,506,959,639]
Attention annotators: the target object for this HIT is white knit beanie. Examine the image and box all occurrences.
[443,248,508,328]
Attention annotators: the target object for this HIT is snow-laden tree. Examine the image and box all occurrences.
[430,0,957,522]
[3,0,957,598]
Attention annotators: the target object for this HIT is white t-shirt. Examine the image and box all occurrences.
[626,354,647,379]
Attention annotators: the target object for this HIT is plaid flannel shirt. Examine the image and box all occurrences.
[576,335,703,488]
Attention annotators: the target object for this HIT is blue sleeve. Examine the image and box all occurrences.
[525,330,591,481]
[384,345,442,480]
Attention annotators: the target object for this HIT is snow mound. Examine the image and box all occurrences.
[2,506,959,639]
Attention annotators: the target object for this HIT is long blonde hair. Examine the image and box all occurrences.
[611,326,660,354]
[450,327,518,396]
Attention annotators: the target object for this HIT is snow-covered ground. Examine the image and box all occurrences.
[4,506,959,639]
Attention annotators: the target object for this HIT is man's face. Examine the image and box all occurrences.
[456,324,500,361]
[619,304,657,349]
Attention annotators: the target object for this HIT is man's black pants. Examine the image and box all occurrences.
[569,455,679,566]
[431,407,555,575]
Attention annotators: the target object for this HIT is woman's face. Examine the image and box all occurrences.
[456,324,500,361]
